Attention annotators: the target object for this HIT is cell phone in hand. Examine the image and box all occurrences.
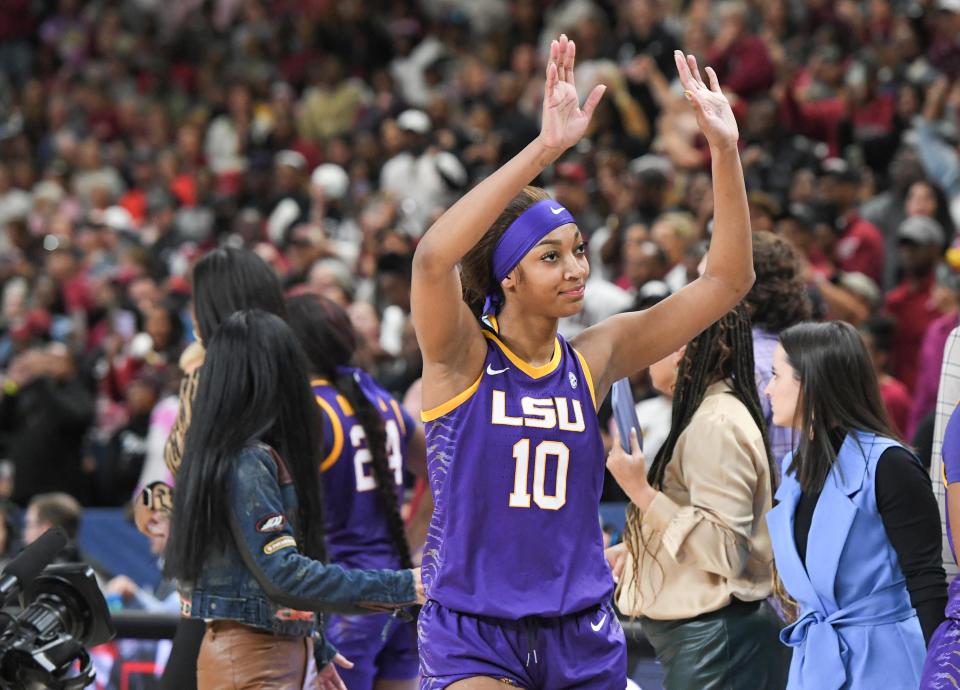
[611,378,643,453]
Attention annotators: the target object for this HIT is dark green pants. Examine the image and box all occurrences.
[641,600,789,690]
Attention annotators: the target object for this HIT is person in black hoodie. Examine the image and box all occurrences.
[0,343,94,506]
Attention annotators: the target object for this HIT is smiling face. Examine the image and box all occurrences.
[501,223,589,319]
[764,344,803,429]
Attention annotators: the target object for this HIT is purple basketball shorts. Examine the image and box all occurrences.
[418,599,627,689]
[326,612,418,689]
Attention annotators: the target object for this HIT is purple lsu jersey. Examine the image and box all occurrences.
[313,368,415,571]
[420,325,613,619]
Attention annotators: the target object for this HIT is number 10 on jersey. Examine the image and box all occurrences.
[509,439,569,510]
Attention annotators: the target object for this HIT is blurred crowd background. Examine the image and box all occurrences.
[0,0,958,569]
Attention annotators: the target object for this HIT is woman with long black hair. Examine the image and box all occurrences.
[605,304,788,689]
[165,309,421,690]
[288,293,426,690]
[764,321,946,689]
[133,247,289,690]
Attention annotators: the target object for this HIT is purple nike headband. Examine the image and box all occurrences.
[483,199,577,315]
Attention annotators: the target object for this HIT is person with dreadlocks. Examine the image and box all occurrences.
[287,293,426,690]
[605,304,788,689]
[411,34,755,689]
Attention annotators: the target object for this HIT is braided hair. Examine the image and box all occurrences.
[286,293,414,570]
[622,304,775,606]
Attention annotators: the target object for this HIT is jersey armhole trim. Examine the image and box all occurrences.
[390,399,407,435]
[574,349,598,410]
[421,373,484,422]
[315,396,344,471]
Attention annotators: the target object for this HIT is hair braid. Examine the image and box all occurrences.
[621,304,777,611]
[286,294,414,570]
[335,371,414,570]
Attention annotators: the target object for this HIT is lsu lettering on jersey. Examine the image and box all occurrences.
[313,367,415,571]
[420,322,612,618]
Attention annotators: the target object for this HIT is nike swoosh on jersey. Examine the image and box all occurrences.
[486,365,509,375]
[550,207,565,215]
[590,613,607,632]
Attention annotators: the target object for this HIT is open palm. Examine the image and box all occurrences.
[674,51,739,150]
[539,35,606,151]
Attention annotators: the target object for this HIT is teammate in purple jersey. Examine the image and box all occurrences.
[411,33,756,689]
[288,294,427,690]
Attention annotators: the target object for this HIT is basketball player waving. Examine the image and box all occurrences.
[411,35,753,689]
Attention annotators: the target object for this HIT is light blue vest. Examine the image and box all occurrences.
[766,430,927,690]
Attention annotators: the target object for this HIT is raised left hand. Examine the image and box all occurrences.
[537,35,606,152]
[674,51,739,152]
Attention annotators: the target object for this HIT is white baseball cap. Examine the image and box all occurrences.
[396,109,431,134]
[310,164,350,200]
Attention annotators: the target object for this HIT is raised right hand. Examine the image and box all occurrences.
[537,34,606,152]
[674,51,739,152]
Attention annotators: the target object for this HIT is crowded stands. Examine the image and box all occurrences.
[1,0,960,687]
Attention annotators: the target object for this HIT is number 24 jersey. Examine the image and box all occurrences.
[313,368,415,571]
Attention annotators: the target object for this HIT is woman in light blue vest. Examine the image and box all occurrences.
[764,321,946,690]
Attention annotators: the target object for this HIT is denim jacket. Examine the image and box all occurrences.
[182,443,416,666]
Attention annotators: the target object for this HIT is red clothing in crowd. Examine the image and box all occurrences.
[835,214,885,286]
[709,36,775,98]
[780,86,846,156]
[884,274,943,393]
[119,189,148,224]
[780,80,896,159]
[61,272,95,315]
[850,94,897,144]
[170,174,197,208]
[929,27,960,79]
[0,0,33,40]
[879,374,912,438]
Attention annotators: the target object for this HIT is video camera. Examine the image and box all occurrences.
[0,529,116,689]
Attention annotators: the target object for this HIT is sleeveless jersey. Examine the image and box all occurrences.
[420,325,613,618]
[313,367,414,571]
